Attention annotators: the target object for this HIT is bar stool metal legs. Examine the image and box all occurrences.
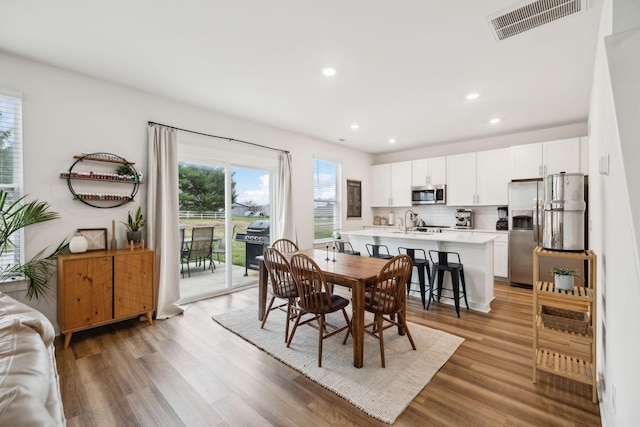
[426,250,469,317]
[398,247,431,309]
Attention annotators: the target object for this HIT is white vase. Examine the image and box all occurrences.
[554,274,574,290]
[69,234,89,253]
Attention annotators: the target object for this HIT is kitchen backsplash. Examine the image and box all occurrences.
[372,205,505,231]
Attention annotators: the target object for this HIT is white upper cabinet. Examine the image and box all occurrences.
[511,137,583,180]
[510,143,542,180]
[477,148,510,205]
[411,156,447,186]
[544,138,581,176]
[446,152,476,206]
[371,161,412,207]
[447,149,510,206]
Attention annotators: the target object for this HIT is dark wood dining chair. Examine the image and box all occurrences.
[288,252,352,367]
[364,254,416,368]
[261,248,299,342]
[272,238,299,253]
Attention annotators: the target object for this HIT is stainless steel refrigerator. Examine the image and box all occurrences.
[508,179,588,287]
[508,180,544,287]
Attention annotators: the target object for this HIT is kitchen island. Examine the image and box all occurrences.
[342,229,496,313]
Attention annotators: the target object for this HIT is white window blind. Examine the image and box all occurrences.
[0,93,24,273]
[313,158,341,241]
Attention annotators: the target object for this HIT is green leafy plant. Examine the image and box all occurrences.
[116,164,136,176]
[550,267,580,277]
[0,190,70,299]
[122,206,147,232]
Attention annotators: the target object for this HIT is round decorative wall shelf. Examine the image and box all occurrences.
[61,152,141,209]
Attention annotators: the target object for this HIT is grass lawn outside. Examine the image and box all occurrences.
[180,216,262,267]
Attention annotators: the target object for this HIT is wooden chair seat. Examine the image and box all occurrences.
[288,252,352,367]
[363,254,416,368]
[261,248,300,342]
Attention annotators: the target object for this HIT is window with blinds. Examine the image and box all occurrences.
[0,93,24,273]
[313,158,341,241]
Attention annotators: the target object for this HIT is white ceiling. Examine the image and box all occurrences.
[0,1,602,154]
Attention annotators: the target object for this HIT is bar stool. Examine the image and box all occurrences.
[426,250,469,317]
[337,241,360,256]
[398,247,431,309]
[365,244,393,260]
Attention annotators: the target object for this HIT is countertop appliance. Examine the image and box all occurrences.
[455,209,473,229]
[508,178,588,287]
[496,206,508,230]
[411,184,445,205]
[412,225,449,233]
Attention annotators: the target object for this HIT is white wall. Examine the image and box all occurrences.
[0,51,373,327]
[590,0,640,425]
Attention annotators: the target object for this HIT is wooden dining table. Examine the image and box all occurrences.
[258,248,391,368]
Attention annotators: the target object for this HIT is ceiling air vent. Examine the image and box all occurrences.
[486,0,586,41]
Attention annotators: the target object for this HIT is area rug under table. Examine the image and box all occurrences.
[212,306,464,424]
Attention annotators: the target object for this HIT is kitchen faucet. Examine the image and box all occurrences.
[403,209,416,234]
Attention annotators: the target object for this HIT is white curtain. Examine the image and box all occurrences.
[275,152,296,243]
[147,124,184,319]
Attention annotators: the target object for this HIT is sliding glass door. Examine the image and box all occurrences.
[177,158,272,303]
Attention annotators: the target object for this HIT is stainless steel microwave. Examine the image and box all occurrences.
[411,184,446,205]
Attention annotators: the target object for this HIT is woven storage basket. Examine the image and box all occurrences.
[540,305,589,335]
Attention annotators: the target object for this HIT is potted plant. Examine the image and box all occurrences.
[122,206,147,243]
[550,267,580,290]
[0,190,69,299]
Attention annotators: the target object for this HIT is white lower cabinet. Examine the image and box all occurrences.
[491,233,508,278]
[441,230,508,279]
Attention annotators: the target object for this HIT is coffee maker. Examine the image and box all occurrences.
[496,206,508,230]
[455,209,473,229]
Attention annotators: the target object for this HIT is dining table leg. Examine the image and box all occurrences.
[351,278,365,368]
[258,259,268,321]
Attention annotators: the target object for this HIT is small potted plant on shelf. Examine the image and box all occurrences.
[122,206,146,244]
[550,267,580,290]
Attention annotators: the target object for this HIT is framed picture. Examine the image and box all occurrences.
[78,228,108,251]
[346,179,362,219]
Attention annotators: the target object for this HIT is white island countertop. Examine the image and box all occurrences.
[342,229,496,313]
[343,229,497,244]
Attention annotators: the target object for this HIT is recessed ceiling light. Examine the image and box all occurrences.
[466,93,480,100]
[388,138,397,144]
[489,118,501,124]
[350,124,360,130]
[322,67,337,77]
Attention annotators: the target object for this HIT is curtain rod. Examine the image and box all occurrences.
[148,121,289,154]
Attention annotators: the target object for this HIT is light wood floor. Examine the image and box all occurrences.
[55,282,601,426]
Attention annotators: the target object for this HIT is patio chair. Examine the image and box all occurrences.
[182,226,215,277]
[212,224,236,265]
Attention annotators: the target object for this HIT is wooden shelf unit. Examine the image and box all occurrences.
[532,246,597,403]
[57,248,155,348]
[64,152,141,208]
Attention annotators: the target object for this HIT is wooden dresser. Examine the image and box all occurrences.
[57,248,154,348]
